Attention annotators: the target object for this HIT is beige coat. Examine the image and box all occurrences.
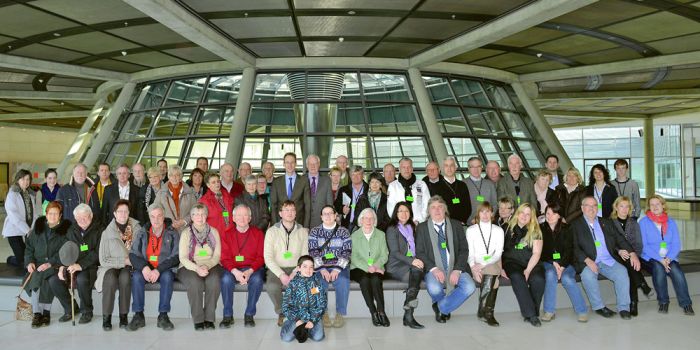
[154,182,197,230]
[95,218,141,292]
[179,225,221,271]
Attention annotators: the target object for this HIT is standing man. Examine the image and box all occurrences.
[334,165,369,233]
[415,196,475,323]
[387,157,430,224]
[237,162,253,185]
[264,201,309,326]
[611,159,641,219]
[262,161,275,188]
[220,163,244,199]
[94,162,114,219]
[271,152,311,227]
[306,154,333,228]
[157,159,169,183]
[131,163,147,188]
[382,163,396,189]
[196,157,209,172]
[464,157,497,224]
[485,160,502,185]
[545,155,563,190]
[219,204,266,328]
[335,155,350,187]
[56,163,100,223]
[497,154,536,208]
[422,161,443,195]
[103,164,139,224]
[432,156,471,226]
[572,196,638,320]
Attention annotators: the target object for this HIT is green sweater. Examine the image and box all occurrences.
[350,228,389,271]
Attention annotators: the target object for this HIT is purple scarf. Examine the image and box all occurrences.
[397,223,416,255]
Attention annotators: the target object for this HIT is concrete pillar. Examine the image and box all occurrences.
[511,81,573,171]
[57,95,109,182]
[82,82,136,170]
[644,118,655,197]
[407,67,448,164]
[225,66,256,167]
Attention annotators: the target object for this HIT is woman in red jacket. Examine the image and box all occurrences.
[199,174,234,237]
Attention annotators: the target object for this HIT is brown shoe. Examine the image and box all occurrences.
[333,314,345,328]
[322,313,332,328]
[277,314,285,327]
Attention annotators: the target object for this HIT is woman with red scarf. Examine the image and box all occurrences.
[639,194,694,316]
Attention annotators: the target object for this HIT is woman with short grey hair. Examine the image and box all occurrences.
[153,164,196,231]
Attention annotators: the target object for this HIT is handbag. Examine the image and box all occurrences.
[15,271,33,321]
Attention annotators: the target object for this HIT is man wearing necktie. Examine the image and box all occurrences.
[271,152,311,228]
[415,196,475,324]
[305,154,333,228]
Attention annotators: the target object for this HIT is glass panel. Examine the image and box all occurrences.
[361,73,412,101]
[204,75,242,103]
[433,105,468,133]
[372,137,430,168]
[366,103,421,133]
[253,73,291,101]
[118,112,155,140]
[132,81,169,110]
[484,83,515,110]
[331,136,370,168]
[195,107,234,135]
[464,108,505,136]
[478,138,500,163]
[450,79,491,106]
[340,72,361,100]
[164,78,207,106]
[423,76,456,103]
[152,108,195,137]
[516,140,544,168]
[242,137,303,170]
[247,103,298,133]
[141,140,180,166]
[184,138,217,169]
[445,137,478,168]
[165,140,184,158]
[501,112,530,138]
[335,103,366,132]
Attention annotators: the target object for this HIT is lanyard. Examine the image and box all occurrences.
[477,222,492,254]
[442,178,458,198]
[615,179,627,197]
[234,228,252,253]
[468,177,483,195]
[586,219,598,242]
[149,227,163,252]
[435,222,448,246]
[352,185,364,204]
[594,184,604,203]
[282,223,294,251]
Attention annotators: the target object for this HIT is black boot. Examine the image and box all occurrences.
[404,287,419,310]
[371,312,381,327]
[31,313,43,328]
[640,281,654,299]
[483,279,500,327]
[119,314,128,328]
[102,315,112,331]
[630,301,638,317]
[378,311,390,327]
[477,277,492,321]
[403,307,424,329]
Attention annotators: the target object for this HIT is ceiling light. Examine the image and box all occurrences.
[121,51,127,56]
[60,101,65,105]
[53,32,61,37]
[338,37,344,42]
[124,21,129,26]
[7,45,11,49]
[451,14,456,19]
[536,53,543,58]
[348,10,356,15]
[38,79,44,83]
[244,12,248,17]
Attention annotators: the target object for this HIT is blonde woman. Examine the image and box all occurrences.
[554,168,586,224]
[502,203,544,327]
[466,202,504,327]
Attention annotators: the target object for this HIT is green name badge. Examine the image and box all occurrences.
[283,251,293,260]
[553,253,561,260]
[80,244,88,252]
[594,240,602,248]
[367,258,375,265]
[452,197,460,204]
[483,255,491,261]
[517,196,521,205]
[235,255,244,262]
[405,195,414,202]
[406,251,413,257]
[350,204,356,209]
[516,243,525,250]
[476,195,485,202]
[324,252,335,259]
[222,211,229,217]
[149,255,158,262]
[198,249,208,257]
[597,203,603,210]
[441,242,447,249]
[660,242,668,249]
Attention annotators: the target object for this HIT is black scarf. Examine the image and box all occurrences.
[398,173,417,198]
[116,221,128,234]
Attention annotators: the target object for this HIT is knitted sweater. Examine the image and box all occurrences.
[308,224,351,270]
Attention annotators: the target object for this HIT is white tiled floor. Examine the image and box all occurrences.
[0,300,698,350]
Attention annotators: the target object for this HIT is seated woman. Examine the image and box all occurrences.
[611,196,653,317]
[178,204,222,330]
[350,208,390,327]
[466,202,504,327]
[502,203,545,327]
[97,199,141,331]
[281,255,327,343]
[639,194,694,316]
[23,201,72,328]
[385,201,425,329]
[540,203,588,323]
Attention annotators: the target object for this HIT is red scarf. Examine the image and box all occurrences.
[645,210,668,237]
[168,182,183,218]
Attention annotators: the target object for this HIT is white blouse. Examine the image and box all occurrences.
[466,222,505,267]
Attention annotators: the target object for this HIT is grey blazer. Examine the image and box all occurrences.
[270,173,311,228]
[610,217,643,255]
[306,174,333,229]
[497,173,537,208]
[386,225,416,280]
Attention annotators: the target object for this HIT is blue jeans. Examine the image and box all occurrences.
[543,262,588,315]
[425,270,476,314]
[644,259,692,307]
[317,267,350,315]
[131,269,174,313]
[280,319,324,342]
[580,261,630,311]
[220,267,264,317]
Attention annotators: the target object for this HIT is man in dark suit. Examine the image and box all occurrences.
[270,152,311,227]
[572,196,640,320]
[103,164,139,224]
[545,154,564,190]
[415,195,476,323]
[334,165,369,233]
[305,154,333,228]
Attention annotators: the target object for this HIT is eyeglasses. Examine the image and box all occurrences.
[582,204,598,208]
[321,212,336,216]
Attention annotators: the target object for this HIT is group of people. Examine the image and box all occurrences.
[1,152,694,343]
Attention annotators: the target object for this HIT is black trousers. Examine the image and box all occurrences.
[7,236,26,267]
[505,263,545,319]
[623,260,645,302]
[48,274,73,314]
[75,268,97,313]
[350,269,385,314]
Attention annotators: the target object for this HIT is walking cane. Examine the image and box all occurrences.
[59,242,80,327]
